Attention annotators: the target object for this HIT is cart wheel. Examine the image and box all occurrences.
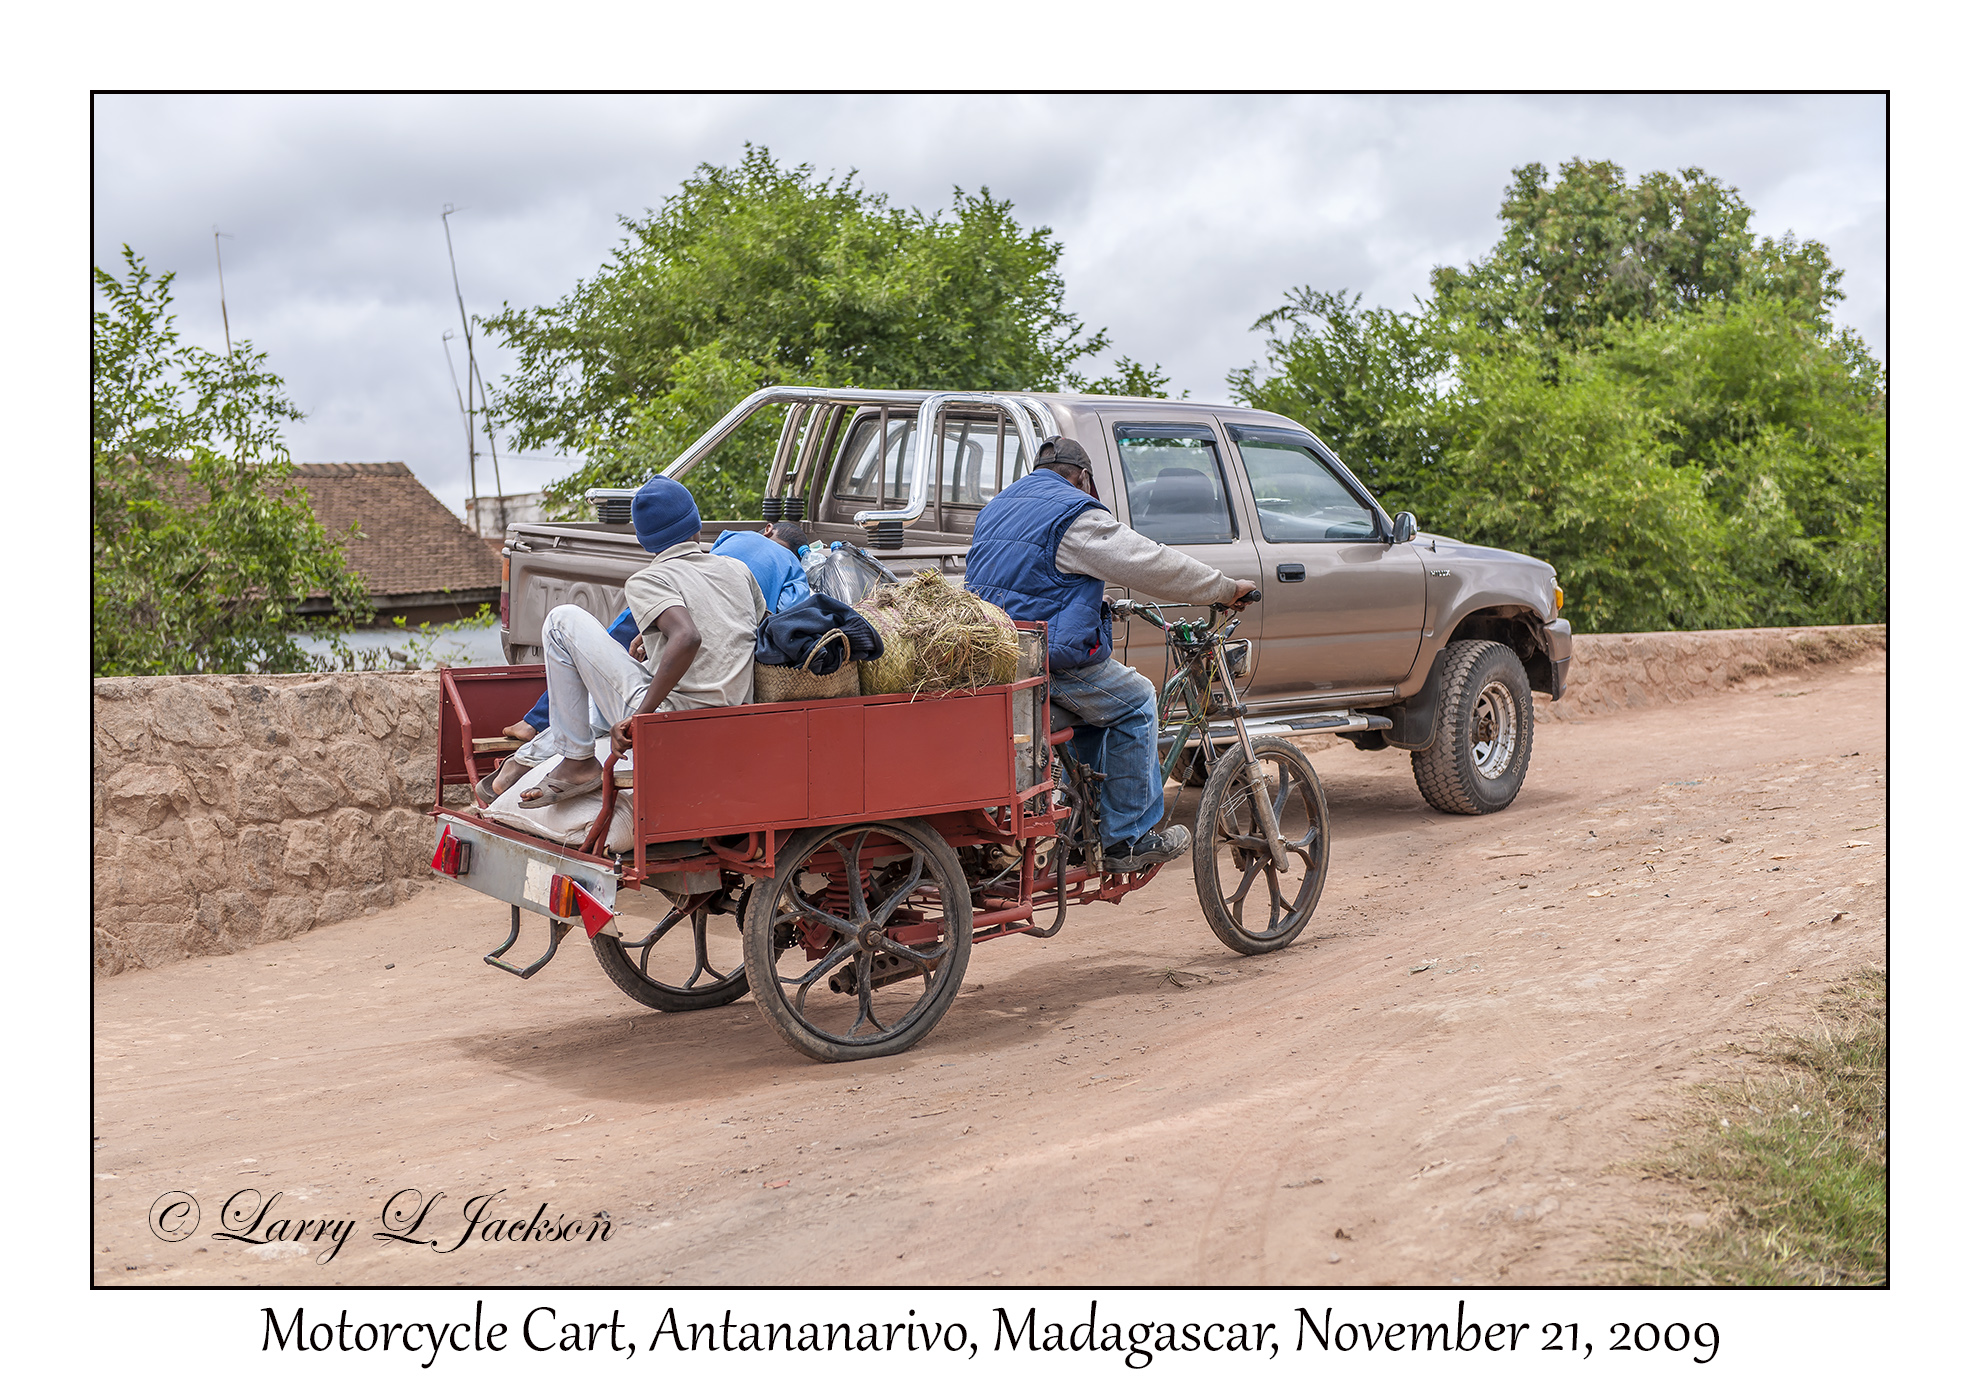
[1193,735,1329,955]
[744,818,972,1062]
[590,894,750,1012]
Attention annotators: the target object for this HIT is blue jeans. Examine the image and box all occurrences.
[1050,656,1165,850]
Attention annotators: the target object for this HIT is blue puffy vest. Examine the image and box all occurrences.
[965,469,1113,671]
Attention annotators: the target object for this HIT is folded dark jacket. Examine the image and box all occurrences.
[754,593,885,674]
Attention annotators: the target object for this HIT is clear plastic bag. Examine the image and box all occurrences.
[810,543,898,605]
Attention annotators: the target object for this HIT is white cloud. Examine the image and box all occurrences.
[92,93,1886,516]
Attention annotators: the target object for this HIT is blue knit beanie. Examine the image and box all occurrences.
[630,476,701,553]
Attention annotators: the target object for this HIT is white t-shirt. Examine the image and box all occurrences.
[623,540,766,710]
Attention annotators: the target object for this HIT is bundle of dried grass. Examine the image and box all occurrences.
[857,569,1019,695]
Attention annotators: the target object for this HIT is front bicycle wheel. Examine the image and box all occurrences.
[1193,735,1328,954]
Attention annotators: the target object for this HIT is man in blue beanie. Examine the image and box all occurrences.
[477,476,765,808]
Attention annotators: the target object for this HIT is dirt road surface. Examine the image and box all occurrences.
[94,652,1885,1285]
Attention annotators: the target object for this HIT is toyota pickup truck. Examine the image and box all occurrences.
[499,388,1572,815]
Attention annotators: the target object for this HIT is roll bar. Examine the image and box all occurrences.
[582,387,1053,535]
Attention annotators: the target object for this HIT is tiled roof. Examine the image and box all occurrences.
[291,463,499,599]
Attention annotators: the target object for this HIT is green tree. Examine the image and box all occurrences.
[93,247,369,676]
[1227,287,1450,502]
[490,145,1108,514]
[1069,356,1183,398]
[1599,297,1887,625]
[1430,159,1842,348]
[1227,160,1885,633]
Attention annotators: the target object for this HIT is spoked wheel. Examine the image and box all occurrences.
[1192,734,1329,954]
[743,818,972,1062]
[590,892,750,1012]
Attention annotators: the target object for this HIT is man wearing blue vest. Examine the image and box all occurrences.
[967,435,1257,872]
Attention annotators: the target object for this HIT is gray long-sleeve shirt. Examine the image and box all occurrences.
[1055,506,1242,606]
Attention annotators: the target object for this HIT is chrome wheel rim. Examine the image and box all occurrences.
[1470,681,1518,779]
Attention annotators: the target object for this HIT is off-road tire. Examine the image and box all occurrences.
[1410,639,1534,815]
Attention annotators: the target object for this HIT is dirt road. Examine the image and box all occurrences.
[93,651,1885,1285]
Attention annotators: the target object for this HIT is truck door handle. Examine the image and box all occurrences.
[1276,564,1305,582]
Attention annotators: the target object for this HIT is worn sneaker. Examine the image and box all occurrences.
[1102,825,1191,873]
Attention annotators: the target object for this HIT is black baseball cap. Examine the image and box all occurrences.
[1036,435,1091,471]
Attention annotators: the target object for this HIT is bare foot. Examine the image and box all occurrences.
[502,720,538,743]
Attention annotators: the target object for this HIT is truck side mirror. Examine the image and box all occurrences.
[1389,511,1418,544]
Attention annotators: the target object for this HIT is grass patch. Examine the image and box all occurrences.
[1621,968,1886,1285]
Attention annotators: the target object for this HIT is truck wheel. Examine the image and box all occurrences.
[744,818,972,1062]
[1193,735,1329,955]
[590,895,750,1012]
[1410,639,1534,815]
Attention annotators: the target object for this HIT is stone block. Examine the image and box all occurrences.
[235,825,286,889]
[233,682,295,748]
[277,756,344,816]
[377,807,431,874]
[326,807,388,885]
[121,921,196,969]
[317,889,360,925]
[326,740,394,807]
[350,681,402,740]
[281,820,330,878]
[262,896,318,941]
[393,752,436,805]
[100,762,195,832]
[285,680,356,739]
[233,754,288,822]
[150,680,240,748]
[94,926,133,977]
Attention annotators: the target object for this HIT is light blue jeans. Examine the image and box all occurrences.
[514,605,650,768]
[1050,656,1165,850]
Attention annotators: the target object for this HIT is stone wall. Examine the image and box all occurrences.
[92,624,1884,976]
[93,672,442,976]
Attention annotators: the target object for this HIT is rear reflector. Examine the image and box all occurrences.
[548,874,615,937]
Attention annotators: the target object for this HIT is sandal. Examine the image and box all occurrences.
[518,768,603,810]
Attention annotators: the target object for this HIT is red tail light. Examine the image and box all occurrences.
[430,828,472,877]
[499,555,510,629]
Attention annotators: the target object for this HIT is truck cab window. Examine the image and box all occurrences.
[835,414,916,502]
[1227,427,1377,542]
[943,416,1027,508]
[1113,424,1237,545]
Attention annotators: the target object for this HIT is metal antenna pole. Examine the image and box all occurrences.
[441,205,483,531]
[441,330,475,449]
[467,348,506,519]
[212,227,235,357]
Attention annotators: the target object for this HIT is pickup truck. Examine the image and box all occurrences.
[499,387,1572,815]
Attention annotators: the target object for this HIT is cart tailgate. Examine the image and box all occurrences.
[431,816,619,925]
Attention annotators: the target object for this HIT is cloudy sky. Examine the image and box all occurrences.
[92,93,1886,518]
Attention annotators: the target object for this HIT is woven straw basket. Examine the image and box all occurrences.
[754,629,862,703]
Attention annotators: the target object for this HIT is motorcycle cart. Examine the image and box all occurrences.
[429,607,1328,1062]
